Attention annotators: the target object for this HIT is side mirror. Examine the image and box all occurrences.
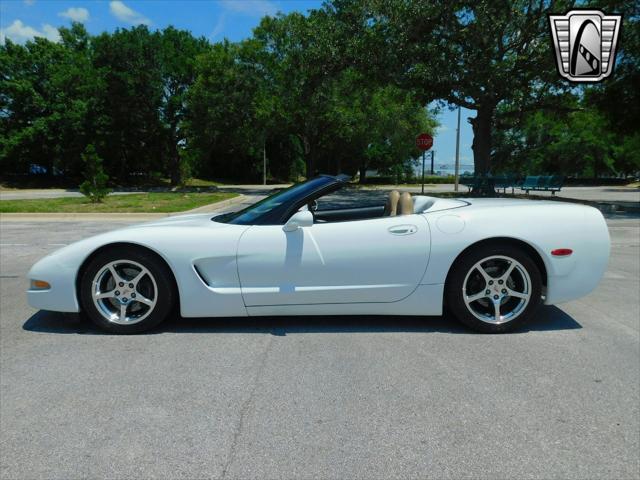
[283,210,313,232]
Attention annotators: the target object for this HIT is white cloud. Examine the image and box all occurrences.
[0,19,60,44]
[59,7,90,23]
[210,14,226,39]
[109,1,151,25]
[221,0,278,17]
[24,0,35,5]
[42,24,61,42]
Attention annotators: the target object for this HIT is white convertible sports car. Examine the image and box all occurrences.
[27,175,610,334]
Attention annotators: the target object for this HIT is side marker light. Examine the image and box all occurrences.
[551,249,573,257]
[31,280,51,290]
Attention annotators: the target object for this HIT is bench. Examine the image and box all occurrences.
[494,174,517,194]
[520,175,565,195]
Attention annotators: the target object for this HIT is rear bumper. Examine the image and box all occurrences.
[544,207,610,305]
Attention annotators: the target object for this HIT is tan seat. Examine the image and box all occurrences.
[398,192,413,215]
[384,190,400,216]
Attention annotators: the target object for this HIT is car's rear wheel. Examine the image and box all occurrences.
[79,247,175,334]
[446,244,542,333]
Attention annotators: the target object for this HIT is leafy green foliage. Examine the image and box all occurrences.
[327,0,607,174]
[79,144,111,202]
[0,2,636,185]
[492,0,639,177]
[494,103,639,177]
[1,23,103,179]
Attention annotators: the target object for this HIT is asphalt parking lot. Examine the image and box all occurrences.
[1,215,638,479]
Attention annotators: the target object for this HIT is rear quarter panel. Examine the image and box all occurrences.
[421,202,610,305]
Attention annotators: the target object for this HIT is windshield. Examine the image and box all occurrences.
[214,176,336,225]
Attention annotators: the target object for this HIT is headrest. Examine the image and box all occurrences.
[384,190,400,216]
[398,192,413,215]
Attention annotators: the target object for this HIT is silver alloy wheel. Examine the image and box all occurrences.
[91,259,158,325]
[462,255,532,324]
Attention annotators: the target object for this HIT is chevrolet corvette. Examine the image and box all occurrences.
[27,175,610,333]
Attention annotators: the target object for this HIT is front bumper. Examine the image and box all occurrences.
[27,254,80,313]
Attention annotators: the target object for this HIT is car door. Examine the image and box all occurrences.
[236,214,430,306]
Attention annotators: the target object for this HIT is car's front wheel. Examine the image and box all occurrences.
[446,244,542,333]
[79,247,176,334]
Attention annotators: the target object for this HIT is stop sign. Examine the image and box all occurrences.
[416,133,433,151]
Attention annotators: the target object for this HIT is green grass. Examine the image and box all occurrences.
[0,192,238,213]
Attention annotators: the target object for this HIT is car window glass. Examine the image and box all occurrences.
[315,188,387,211]
[214,177,333,225]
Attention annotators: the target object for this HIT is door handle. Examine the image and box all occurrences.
[388,224,417,235]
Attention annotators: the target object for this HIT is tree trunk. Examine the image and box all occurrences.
[169,145,181,186]
[359,158,367,184]
[169,123,181,186]
[470,103,495,175]
[301,135,315,179]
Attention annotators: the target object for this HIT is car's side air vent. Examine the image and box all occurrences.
[192,264,211,287]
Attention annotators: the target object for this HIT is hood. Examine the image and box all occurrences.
[40,212,238,263]
[131,213,228,229]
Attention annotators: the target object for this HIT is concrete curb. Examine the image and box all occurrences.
[0,194,246,222]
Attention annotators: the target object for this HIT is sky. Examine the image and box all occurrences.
[0,0,475,173]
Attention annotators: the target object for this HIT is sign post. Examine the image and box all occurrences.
[419,151,426,194]
[416,133,433,194]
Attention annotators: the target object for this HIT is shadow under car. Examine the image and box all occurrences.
[23,305,581,336]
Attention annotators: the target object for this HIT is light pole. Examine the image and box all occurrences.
[454,106,461,192]
[263,140,267,186]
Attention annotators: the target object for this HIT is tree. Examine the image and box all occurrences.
[185,41,267,181]
[0,23,102,180]
[492,1,640,178]
[251,11,436,180]
[79,144,111,202]
[328,0,576,175]
[91,26,165,183]
[317,69,436,181]
[493,97,639,177]
[586,0,639,136]
[252,11,337,177]
[157,27,210,185]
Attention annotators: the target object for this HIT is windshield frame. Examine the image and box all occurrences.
[213,175,346,225]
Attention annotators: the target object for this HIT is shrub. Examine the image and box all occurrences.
[79,145,111,203]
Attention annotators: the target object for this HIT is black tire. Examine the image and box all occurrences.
[79,246,176,334]
[446,243,542,333]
